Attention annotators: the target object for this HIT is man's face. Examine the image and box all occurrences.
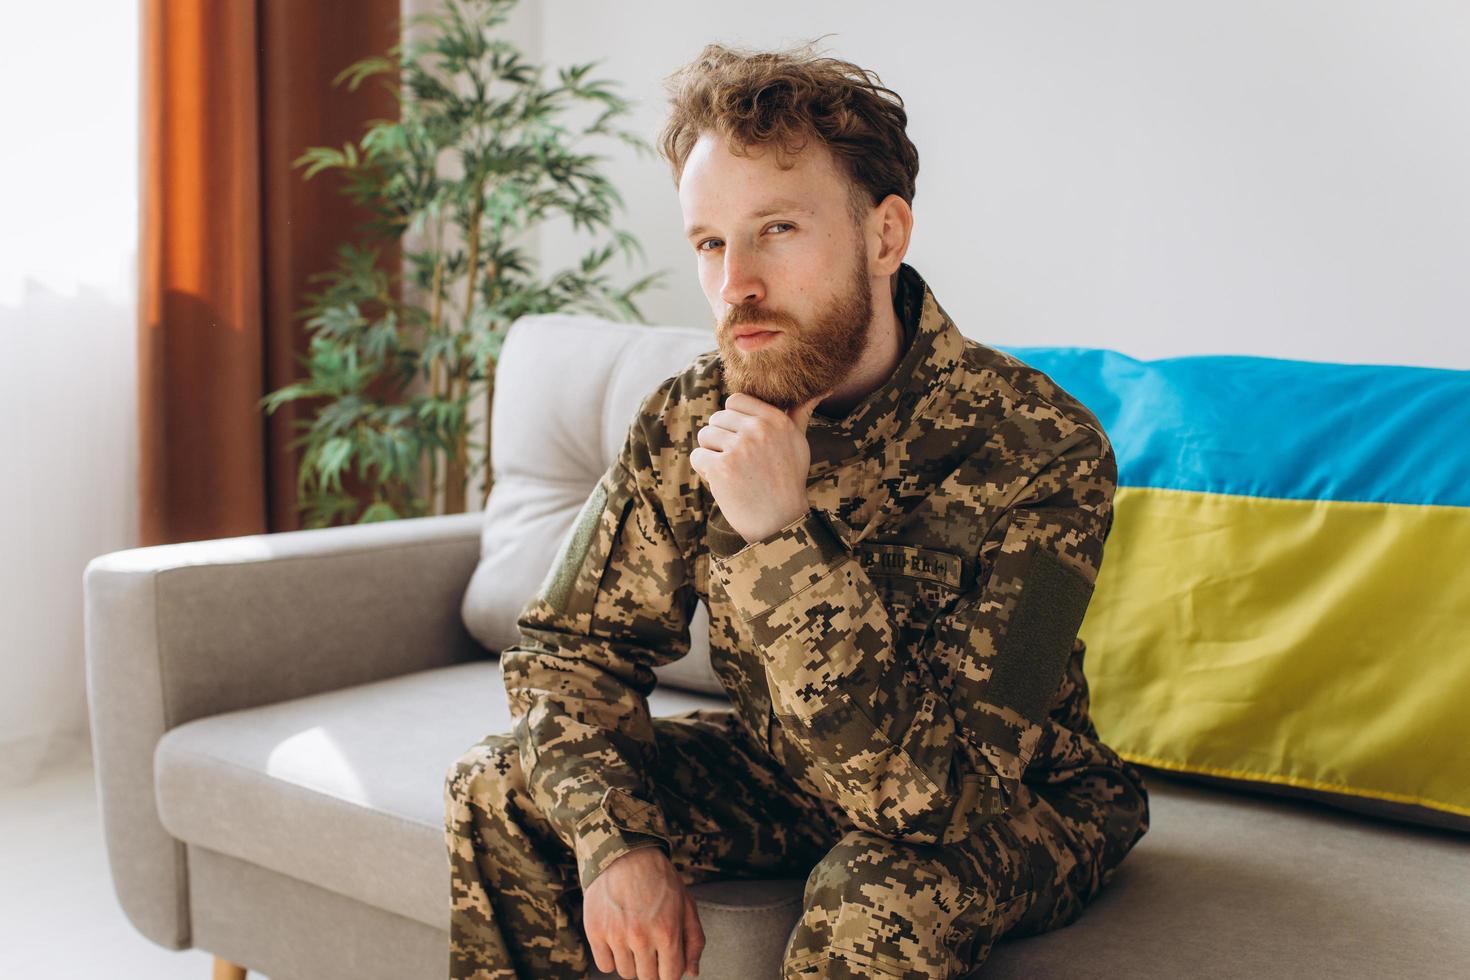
[679,132,875,412]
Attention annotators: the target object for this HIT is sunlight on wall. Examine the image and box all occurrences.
[0,5,137,307]
[0,3,139,783]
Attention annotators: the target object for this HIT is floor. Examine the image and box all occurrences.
[0,740,249,980]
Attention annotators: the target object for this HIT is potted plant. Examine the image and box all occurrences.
[263,0,668,526]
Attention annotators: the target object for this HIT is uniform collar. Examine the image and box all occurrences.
[805,261,965,473]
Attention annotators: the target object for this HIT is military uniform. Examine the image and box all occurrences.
[445,262,1150,979]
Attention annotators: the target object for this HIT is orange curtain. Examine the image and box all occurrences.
[139,0,399,546]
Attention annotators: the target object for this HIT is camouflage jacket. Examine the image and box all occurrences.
[501,262,1125,891]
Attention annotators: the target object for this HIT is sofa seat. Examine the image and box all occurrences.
[154,659,1470,978]
[153,659,728,934]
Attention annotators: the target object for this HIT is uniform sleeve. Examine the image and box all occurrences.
[500,413,697,891]
[708,425,1115,845]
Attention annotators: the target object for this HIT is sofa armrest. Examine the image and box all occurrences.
[81,510,486,949]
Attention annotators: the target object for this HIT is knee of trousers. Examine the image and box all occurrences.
[1093,771,1151,891]
[784,830,1019,977]
[444,733,526,831]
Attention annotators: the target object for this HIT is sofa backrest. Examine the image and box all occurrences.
[460,312,726,696]
[462,314,1470,835]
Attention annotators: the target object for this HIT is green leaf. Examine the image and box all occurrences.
[333,56,395,92]
[316,437,355,493]
[359,501,400,523]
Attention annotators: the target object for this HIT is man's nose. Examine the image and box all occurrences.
[719,244,765,308]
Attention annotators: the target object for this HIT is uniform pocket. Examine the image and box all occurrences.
[940,772,1009,846]
[864,558,970,637]
[933,818,1036,958]
[989,814,1036,915]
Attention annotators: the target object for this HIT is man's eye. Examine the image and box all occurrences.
[695,223,795,253]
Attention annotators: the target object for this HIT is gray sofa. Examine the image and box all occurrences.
[83,313,1470,980]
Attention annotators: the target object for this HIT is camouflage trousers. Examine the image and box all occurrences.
[445,707,1149,979]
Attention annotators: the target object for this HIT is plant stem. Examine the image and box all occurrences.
[428,212,446,514]
[445,176,487,515]
[481,366,496,508]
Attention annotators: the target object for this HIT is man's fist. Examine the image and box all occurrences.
[583,845,704,980]
[691,388,833,545]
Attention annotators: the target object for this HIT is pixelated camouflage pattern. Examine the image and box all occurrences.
[447,262,1150,977]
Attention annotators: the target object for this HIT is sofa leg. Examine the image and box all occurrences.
[212,958,248,980]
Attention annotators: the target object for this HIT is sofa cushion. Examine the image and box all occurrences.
[152,661,1470,976]
[984,763,1470,978]
[997,345,1470,833]
[461,312,725,696]
[154,660,726,934]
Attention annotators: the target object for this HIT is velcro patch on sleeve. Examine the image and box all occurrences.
[986,544,1095,725]
[539,472,633,617]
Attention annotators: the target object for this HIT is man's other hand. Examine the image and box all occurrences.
[583,845,705,980]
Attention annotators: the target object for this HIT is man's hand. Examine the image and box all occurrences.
[691,388,833,545]
[583,845,705,980]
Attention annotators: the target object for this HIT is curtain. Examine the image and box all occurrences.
[139,0,399,546]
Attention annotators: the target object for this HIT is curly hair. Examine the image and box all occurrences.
[658,38,919,227]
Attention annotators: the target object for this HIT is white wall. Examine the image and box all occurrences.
[536,1,1470,370]
[0,3,139,783]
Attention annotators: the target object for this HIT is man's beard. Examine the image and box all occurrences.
[715,248,873,413]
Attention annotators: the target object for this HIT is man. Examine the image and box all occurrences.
[446,40,1149,980]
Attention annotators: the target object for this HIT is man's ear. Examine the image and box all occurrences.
[873,193,913,276]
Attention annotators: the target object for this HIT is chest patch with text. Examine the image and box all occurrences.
[854,542,969,592]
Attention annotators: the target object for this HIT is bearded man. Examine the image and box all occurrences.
[446,38,1149,980]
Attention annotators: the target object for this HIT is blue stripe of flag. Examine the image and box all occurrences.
[993,346,1470,509]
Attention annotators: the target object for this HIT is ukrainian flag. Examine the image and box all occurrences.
[995,346,1470,823]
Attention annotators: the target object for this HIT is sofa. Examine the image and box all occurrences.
[83,311,1470,980]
